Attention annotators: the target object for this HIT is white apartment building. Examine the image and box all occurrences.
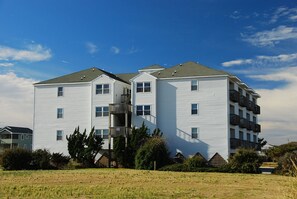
[33,61,261,163]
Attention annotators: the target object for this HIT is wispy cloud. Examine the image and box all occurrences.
[222,53,297,68]
[250,67,297,144]
[0,44,52,62]
[222,59,252,67]
[0,72,36,127]
[110,46,120,54]
[270,6,297,23]
[85,42,98,54]
[127,46,139,54]
[0,62,14,67]
[242,25,297,47]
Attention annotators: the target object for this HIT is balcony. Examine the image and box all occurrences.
[239,118,248,129]
[239,95,247,107]
[109,127,132,137]
[230,138,260,151]
[230,114,240,126]
[109,104,132,114]
[253,124,261,133]
[253,105,261,114]
[247,100,255,111]
[247,121,254,131]
[229,90,240,103]
[121,94,131,104]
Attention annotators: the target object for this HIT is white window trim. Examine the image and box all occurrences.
[191,80,199,91]
[96,84,110,95]
[191,103,199,115]
[57,87,63,97]
[136,82,152,93]
[57,108,64,119]
[191,127,199,139]
[56,130,63,141]
[136,105,151,116]
[95,106,109,117]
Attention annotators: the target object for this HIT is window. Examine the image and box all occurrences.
[239,109,243,117]
[229,82,234,90]
[136,105,151,116]
[246,93,250,100]
[12,134,19,139]
[238,88,243,95]
[230,105,235,114]
[253,116,257,123]
[246,113,250,121]
[56,130,63,141]
[191,80,198,91]
[57,108,63,118]
[253,135,257,143]
[58,87,63,97]
[191,127,198,139]
[21,134,24,140]
[247,133,251,141]
[239,131,244,140]
[191,104,198,115]
[95,106,109,117]
[136,82,151,93]
[230,128,235,138]
[95,129,109,139]
[96,84,109,94]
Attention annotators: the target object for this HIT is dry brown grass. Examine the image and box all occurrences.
[0,168,296,198]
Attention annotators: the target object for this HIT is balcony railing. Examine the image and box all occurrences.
[109,127,132,137]
[253,105,261,115]
[109,104,132,114]
[247,100,255,111]
[247,121,254,131]
[230,114,240,126]
[229,90,240,103]
[239,118,248,128]
[239,95,247,107]
[253,124,261,133]
[230,138,260,151]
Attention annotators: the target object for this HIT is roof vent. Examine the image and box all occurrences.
[83,75,86,78]
[179,64,182,66]
[92,68,95,71]
[158,72,161,75]
[80,77,83,80]
[174,70,177,73]
[172,72,175,76]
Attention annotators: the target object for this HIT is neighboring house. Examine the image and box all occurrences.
[0,126,33,152]
[33,61,261,163]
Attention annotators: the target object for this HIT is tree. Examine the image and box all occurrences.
[135,137,170,170]
[228,148,262,173]
[66,127,103,167]
[258,137,267,149]
[113,123,150,168]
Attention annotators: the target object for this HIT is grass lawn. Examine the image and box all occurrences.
[0,168,296,198]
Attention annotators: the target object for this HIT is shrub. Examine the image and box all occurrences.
[51,153,70,169]
[2,148,32,170]
[135,137,170,170]
[228,148,262,173]
[185,156,207,169]
[158,163,188,172]
[0,153,3,166]
[31,149,52,170]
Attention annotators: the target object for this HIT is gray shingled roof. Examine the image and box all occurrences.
[151,61,230,78]
[140,64,165,70]
[35,68,134,85]
[1,126,33,134]
[116,73,138,83]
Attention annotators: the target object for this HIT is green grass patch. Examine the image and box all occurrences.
[0,168,296,198]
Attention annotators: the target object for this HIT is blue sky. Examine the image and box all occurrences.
[1,0,297,145]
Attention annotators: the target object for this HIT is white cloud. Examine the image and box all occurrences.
[0,72,36,128]
[222,52,297,67]
[127,46,139,54]
[0,62,14,67]
[270,7,297,23]
[222,59,252,67]
[0,44,52,62]
[111,46,120,54]
[242,26,297,47]
[251,67,297,144]
[85,42,98,54]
